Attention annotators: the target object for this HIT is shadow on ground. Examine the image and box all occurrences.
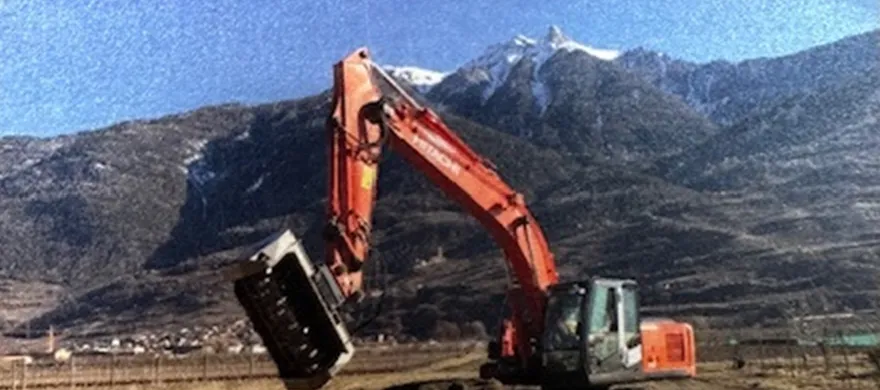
[384,379,504,390]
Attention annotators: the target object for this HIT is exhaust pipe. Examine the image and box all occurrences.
[225,230,355,390]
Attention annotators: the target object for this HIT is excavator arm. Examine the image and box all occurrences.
[325,47,559,323]
[229,48,559,389]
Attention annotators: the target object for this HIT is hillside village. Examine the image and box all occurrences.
[1,317,418,364]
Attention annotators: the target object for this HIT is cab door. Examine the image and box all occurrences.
[585,280,642,378]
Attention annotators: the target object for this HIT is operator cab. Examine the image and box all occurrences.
[541,278,694,389]
[542,279,643,388]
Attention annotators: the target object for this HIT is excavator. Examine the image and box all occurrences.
[226,48,697,390]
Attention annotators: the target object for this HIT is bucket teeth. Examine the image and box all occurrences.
[229,230,355,390]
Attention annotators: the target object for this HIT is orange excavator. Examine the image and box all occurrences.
[227,48,697,390]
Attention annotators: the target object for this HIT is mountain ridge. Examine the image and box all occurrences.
[422,26,720,166]
[615,29,880,125]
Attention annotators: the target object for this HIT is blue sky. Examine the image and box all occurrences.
[1,0,877,137]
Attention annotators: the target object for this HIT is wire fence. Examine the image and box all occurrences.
[696,327,880,389]
[2,353,273,389]
[2,334,880,389]
[0,342,478,390]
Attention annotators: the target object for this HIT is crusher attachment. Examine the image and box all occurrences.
[225,230,355,390]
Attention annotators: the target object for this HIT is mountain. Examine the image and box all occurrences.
[650,61,880,277]
[639,33,880,325]
[0,104,262,287]
[423,26,720,166]
[653,70,880,191]
[615,29,880,126]
[2,27,879,342]
[4,91,749,338]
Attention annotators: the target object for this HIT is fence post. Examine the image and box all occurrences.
[202,353,208,381]
[70,355,76,390]
[799,344,807,370]
[109,354,116,389]
[842,347,851,384]
[153,355,161,385]
[819,341,830,373]
[759,340,766,370]
[21,360,26,390]
[10,360,17,390]
[248,353,255,377]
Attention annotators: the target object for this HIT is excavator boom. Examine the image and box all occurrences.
[325,48,559,331]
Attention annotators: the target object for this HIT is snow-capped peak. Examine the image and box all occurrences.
[546,25,567,45]
[383,65,449,94]
[460,25,621,108]
[542,25,621,60]
[463,25,621,70]
[513,34,537,46]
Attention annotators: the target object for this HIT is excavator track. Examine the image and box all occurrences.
[227,230,355,390]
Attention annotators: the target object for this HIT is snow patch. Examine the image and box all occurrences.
[17,158,39,169]
[854,202,880,209]
[246,174,265,194]
[481,52,523,101]
[234,130,250,141]
[188,164,216,185]
[41,138,69,153]
[383,66,449,94]
[461,25,620,106]
[181,139,216,186]
[532,78,551,116]
[183,139,209,166]
[854,201,880,219]
[513,34,537,46]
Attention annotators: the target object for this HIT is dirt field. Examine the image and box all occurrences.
[6,343,880,390]
[122,359,879,390]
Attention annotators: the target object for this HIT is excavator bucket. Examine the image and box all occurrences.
[225,230,355,390]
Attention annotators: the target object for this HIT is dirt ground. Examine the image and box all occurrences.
[71,351,877,390]
[320,351,880,390]
[26,345,880,390]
